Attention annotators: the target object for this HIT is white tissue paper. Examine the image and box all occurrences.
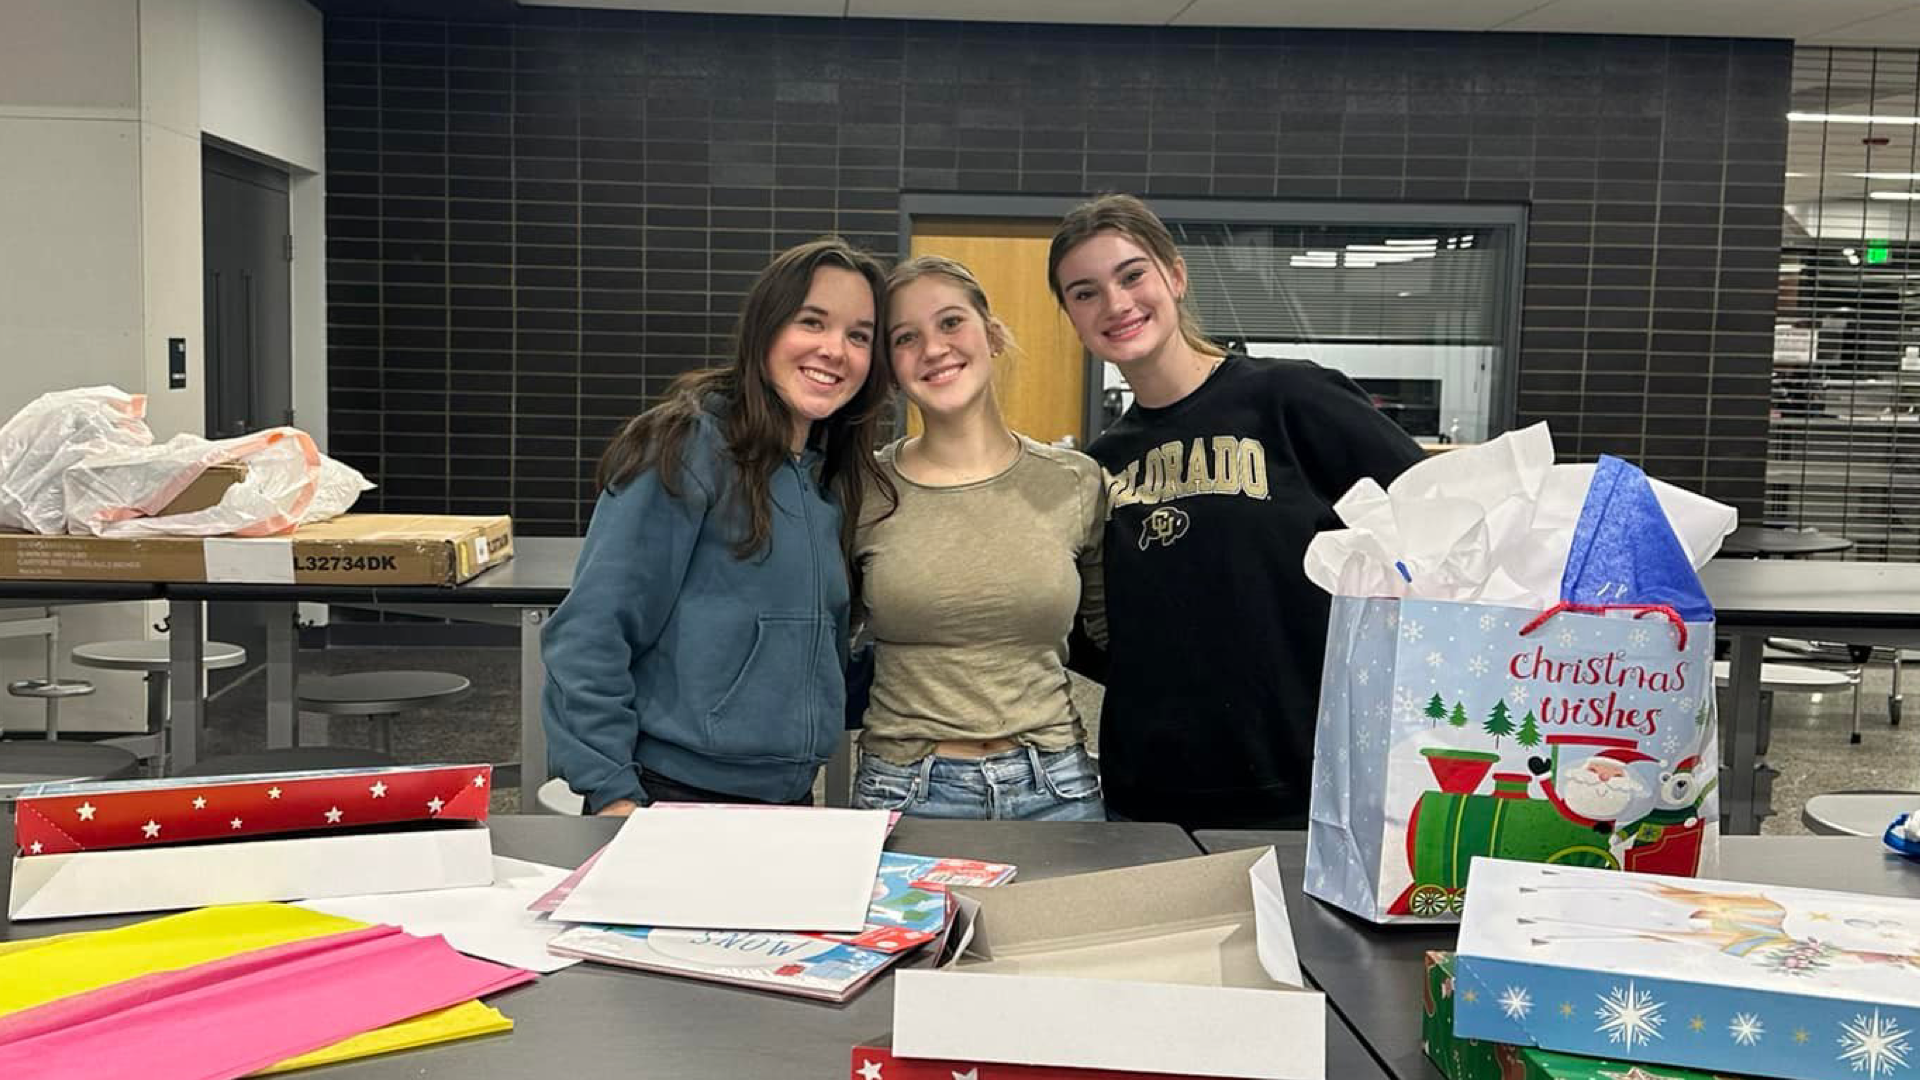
[1302,424,1737,606]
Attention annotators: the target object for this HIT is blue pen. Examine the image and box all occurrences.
[1395,561,1412,583]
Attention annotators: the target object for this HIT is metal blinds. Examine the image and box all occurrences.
[1170,223,1507,346]
[1775,47,1920,560]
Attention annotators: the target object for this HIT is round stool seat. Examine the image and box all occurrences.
[1712,660,1854,692]
[0,741,139,798]
[73,639,247,672]
[177,747,396,778]
[536,776,584,815]
[1802,790,1920,837]
[295,671,471,715]
[7,678,95,699]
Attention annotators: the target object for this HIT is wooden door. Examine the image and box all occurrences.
[906,219,1086,445]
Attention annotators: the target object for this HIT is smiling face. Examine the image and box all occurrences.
[1053,229,1189,369]
[765,265,876,450]
[885,275,1001,419]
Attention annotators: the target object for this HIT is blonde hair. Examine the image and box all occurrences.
[1046,193,1220,359]
[885,255,1015,359]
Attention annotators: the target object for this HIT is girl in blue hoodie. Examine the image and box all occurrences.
[542,238,893,815]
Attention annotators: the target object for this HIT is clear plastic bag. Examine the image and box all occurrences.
[64,428,374,538]
[0,387,152,534]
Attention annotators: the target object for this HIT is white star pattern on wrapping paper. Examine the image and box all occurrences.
[1838,1009,1911,1077]
[141,820,161,839]
[230,818,243,830]
[1596,982,1664,1051]
[472,774,486,788]
[1499,985,1534,1020]
[1730,1012,1765,1047]
[952,1070,979,1080]
[191,796,207,810]
[428,797,445,814]
[76,802,96,821]
[369,781,387,798]
[857,1060,883,1080]
[324,807,344,824]
[267,787,282,800]
[28,841,42,854]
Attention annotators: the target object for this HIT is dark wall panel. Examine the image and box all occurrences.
[323,13,1791,534]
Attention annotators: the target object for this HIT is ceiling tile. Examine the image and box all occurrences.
[1498,0,1915,40]
[518,0,845,14]
[1173,0,1540,30]
[849,0,1186,23]
[1806,3,1920,46]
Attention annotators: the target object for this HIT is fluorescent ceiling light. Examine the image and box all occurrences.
[1869,191,1920,200]
[1853,172,1920,180]
[1788,112,1920,125]
[1780,263,1804,273]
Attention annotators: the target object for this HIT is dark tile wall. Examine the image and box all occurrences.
[322,13,1791,534]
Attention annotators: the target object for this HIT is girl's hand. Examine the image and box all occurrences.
[596,798,640,817]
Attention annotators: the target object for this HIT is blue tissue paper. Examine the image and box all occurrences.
[1560,455,1715,622]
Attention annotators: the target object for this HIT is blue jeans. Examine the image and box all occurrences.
[853,744,1105,821]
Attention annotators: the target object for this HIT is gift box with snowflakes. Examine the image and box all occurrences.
[10,765,494,919]
[1425,951,1749,1080]
[1453,858,1920,1080]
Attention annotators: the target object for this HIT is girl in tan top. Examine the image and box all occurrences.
[852,256,1107,820]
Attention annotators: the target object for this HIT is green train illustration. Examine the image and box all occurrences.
[1388,736,1708,918]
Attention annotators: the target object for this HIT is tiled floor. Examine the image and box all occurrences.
[197,643,1920,834]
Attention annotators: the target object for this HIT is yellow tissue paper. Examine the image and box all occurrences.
[0,902,516,1073]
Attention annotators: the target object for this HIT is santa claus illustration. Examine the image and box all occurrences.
[1527,746,1660,832]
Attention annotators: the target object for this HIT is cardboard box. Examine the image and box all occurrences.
[891,847,1324,1080]
[0,513,513,585]
[1424,952,1745,1080]
[853,1043,1193,1079]
[9,764,496,919]
[1454,858,1920,1080]
[156,462,248,516]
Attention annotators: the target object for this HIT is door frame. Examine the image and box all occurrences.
[897,194,1528,443]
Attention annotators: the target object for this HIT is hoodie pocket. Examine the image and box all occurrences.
[704,613,820,762]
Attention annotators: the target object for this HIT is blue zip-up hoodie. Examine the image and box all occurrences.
[541,407,849,811]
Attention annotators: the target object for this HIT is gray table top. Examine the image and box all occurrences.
[1194,830,1920,1080]
[1701,558,1920,631]
[0,815,1389,1080]
[1719,526,1855,558]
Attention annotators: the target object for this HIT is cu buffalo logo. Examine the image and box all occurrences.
[1138,506,1190,550]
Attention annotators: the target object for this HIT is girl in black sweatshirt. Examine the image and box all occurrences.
[1048,194,1425,830]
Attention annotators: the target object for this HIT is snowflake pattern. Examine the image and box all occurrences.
[1467,655,1490,677]
[1595,982,1665,1052]
[1479,612,1499,631]
[1628,627,1650,648]
[1838,1010,1911,1078]
[1730,1012,1765,1047]
[1507,683,1531,706]
[1427,651,1444,669]
[1356,669,1371,686]
[1403,619,1424,643]
[1498,985,1534,1021]
[1556,627,1578,648]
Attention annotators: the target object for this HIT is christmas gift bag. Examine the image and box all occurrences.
[1303,434,1733,924]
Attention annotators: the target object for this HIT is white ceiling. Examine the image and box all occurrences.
[518,0,1920,46]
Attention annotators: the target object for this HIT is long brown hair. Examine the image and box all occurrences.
[596,237,894,575]
[1045,193,1221,359]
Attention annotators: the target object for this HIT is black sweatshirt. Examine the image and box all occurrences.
[1084,355,1425,829]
